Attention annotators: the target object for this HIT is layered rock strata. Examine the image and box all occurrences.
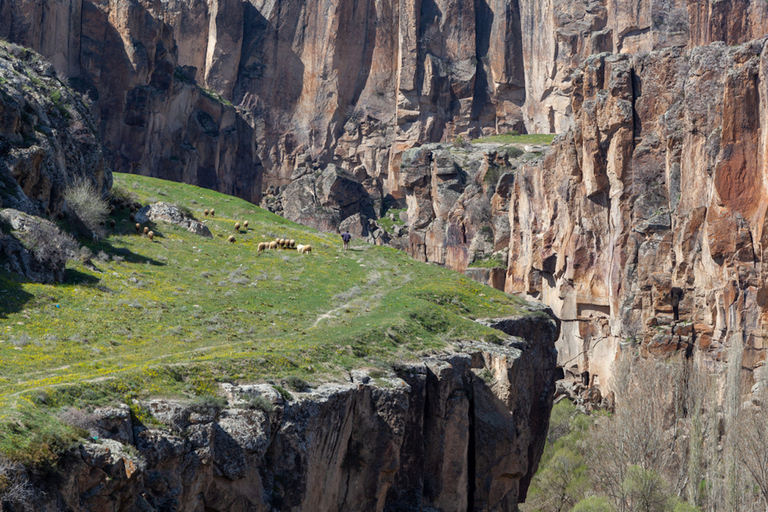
[22,311,558,512]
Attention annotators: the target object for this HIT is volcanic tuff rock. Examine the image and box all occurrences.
[380,34,768,397]
[3,0,767,226]
[4,0,768,393]
[17,312,558,512]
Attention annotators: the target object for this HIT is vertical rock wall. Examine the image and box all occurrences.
[507,38,768,392]
[3,0,765,214]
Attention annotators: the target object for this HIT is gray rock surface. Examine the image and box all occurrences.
[0,41,109,218]
[0,208,80,283]
[134,202,212,238]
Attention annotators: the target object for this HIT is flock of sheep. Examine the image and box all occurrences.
[131,205,313,255]
[255,238,312,254]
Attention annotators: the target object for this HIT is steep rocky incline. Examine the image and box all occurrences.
[19,310,558,512]
[0,41,109,217]
[1,0,767,224]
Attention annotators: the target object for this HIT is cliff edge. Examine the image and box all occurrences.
[11,310,558,512]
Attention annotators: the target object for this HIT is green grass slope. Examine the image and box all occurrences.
[0,174,528,463]
[470,133,557,145]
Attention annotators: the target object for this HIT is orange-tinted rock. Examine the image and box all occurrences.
[508,39,768,390]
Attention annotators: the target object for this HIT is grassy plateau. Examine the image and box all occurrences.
[0,173,526,465]
[471,133,557,145]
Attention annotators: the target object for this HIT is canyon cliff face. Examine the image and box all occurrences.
[20,312,558,512]
[507,38,768,393]
[3,0,766,215]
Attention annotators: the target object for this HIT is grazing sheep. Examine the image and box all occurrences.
[296,244,312,254]
[109,219,116,229]
[148,231,154,241]
[269,241,278,250]
[244,220,249,229]
[210,209,215,217]
[235,222,241,232]
[143,227,149,235]
[258,242,267,254]
[129,205,136,214]
[135,223,141,234]
[204,209,209,216]
[289,239,295,248]
[228,235,236,243]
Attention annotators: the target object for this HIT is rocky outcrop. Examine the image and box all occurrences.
[0,40,109,218]
[0,0,261,204]
[19,311,558,512]
[506,38,768,393]
[134,201,213,238]
[3,0,766,234]
[519,0,768,134]
[0,208,81,283]
[399,143,521,271]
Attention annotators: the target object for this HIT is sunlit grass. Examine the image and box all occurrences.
[0,173,528,436]
[471,133,557,145]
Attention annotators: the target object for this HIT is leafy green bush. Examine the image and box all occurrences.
[503,146,524,159]
[285,376,309,392]
[273,385,293,402]
[245,396,274,414]
[0,405,84,470]
[622,466,670,512]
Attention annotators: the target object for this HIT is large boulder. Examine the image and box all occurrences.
[0,208,80,283]
[134,202,212,238]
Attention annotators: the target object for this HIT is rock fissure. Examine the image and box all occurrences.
[466,372,476,512]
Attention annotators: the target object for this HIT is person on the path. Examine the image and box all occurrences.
[341,231,352,250]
